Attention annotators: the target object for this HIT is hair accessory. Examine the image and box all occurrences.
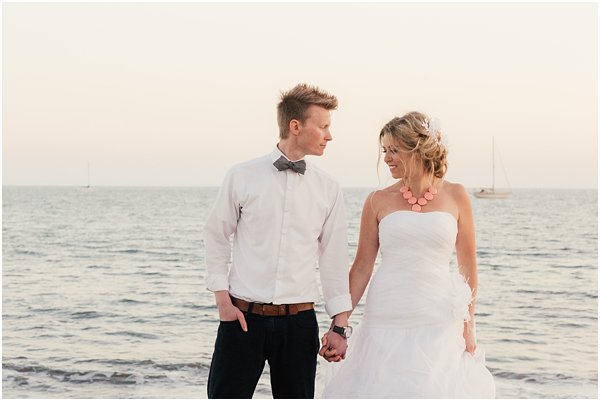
[421,117,447,147]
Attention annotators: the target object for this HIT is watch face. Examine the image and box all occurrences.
[346,326,353,338]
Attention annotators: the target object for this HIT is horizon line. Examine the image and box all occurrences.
[2,184,598,191]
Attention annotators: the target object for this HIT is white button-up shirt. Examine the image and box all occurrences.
[204,147,352,318]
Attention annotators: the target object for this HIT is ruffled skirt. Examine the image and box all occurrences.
[321,273,495,399]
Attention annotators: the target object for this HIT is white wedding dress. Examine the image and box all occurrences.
[322,211,495,398]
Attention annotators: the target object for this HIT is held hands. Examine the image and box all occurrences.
[319,330,348,363]
[463,321,476,354]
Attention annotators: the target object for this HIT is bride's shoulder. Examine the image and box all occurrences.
[441,180,471,206]
[376,182,403,195]
[442,180,465,193]
[367,185,398,203]
[361,187,393,218]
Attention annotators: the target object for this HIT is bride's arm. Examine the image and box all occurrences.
[348,192,380,317]
[454,183,478,354]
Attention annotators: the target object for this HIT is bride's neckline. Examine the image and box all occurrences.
[379,209,457,225]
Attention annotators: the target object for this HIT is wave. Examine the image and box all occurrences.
[515,289,593,297]
[116,249,140,254]
[70,311,104,319]
[74,359,209,371]
[3,359,209,386]
[119,298,148,304]
[497,338,546,345]
[180,303,213,310]
[490,368,586,384]
[85,264,112,269]
[3,363,144,385]
[109,249,186,259]
[13,249,45,256]
[28,307,61,313]
[549,263,595,269]
[105,331,160,339]
[135,271,166,276]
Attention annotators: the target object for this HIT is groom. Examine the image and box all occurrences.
[204,83,352,398]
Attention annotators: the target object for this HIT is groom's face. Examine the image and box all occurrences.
[296,105,333,157]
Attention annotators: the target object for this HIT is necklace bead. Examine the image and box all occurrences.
[401,184,437,212]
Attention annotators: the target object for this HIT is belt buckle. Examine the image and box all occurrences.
[260,304,286,316]
[265,304,277,316]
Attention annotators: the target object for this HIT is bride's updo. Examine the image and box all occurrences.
[379,111,448,182]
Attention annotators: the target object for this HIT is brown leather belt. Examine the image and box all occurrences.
[230,296,314,317]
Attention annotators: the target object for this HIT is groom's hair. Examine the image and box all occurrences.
[277,83,338,139]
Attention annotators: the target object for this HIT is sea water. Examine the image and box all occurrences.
[2,186,597,398]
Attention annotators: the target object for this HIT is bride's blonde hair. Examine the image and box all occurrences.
[378,111,448,187]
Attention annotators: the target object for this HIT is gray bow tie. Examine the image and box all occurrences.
[273,156,306,175]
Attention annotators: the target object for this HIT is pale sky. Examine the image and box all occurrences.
[3,2,597,188]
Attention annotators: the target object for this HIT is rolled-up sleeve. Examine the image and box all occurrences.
[318,185,352,318]
[204,168,239,292]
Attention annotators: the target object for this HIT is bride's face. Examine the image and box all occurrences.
[381,135,412,179]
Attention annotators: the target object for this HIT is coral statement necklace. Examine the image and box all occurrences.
[400,184,438,212]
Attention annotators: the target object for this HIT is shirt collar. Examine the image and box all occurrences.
[270,145,307,166]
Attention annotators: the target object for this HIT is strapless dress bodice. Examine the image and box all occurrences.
[378,210,458,273]
[364,211,470,329]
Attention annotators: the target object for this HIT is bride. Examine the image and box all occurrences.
[321,112,495,398]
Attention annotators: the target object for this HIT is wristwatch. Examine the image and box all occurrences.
[332,325,353,339]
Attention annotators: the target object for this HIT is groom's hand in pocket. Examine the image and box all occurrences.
[215,291,248,332]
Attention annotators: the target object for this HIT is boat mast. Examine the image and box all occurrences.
[87,161,90,188]
[492,137,495,192]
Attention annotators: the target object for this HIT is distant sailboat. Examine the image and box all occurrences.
[474,137,511,199]
[84,161,91,189]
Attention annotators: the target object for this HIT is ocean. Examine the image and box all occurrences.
[2,186,597,398]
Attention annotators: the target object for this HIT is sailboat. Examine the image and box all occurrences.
[474,137,511,199]
[84,161,91,189]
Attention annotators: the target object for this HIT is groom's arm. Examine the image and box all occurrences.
[318,183,352,319]
[317,184,352,362]
[204,168,239,292]
[204,168,247,330]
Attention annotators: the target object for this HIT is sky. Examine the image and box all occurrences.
[2,2,597,188]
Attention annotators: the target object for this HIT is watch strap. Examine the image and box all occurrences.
[332,325,347,338]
